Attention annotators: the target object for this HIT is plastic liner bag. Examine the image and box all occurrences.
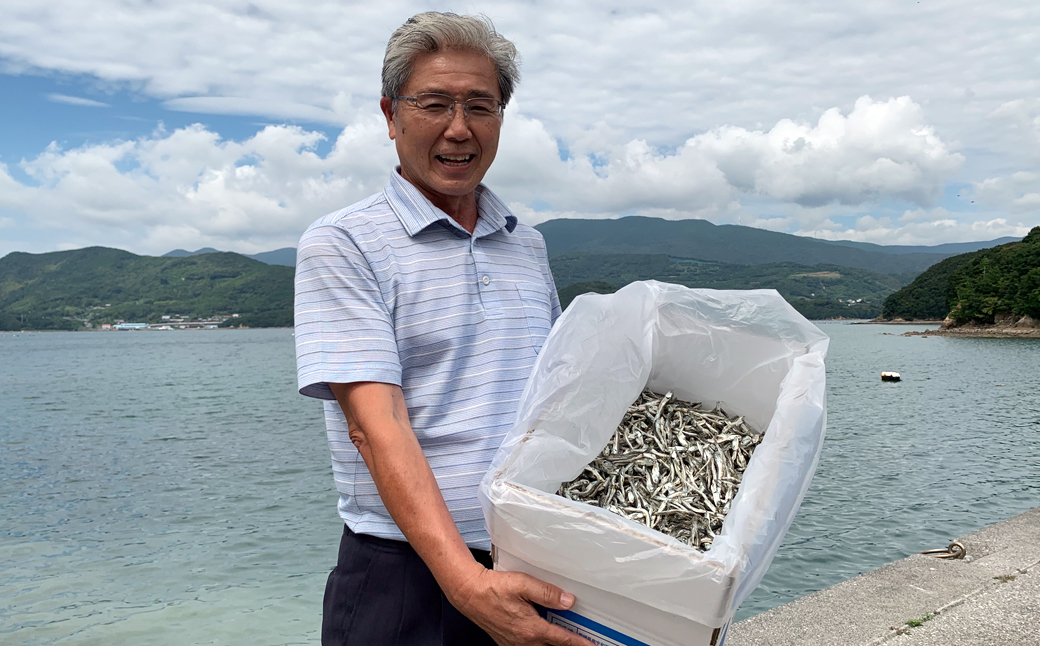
[478,281,829,627]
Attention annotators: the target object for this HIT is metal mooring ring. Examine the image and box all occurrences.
[920,541,966,559]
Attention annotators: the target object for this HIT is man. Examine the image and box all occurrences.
[294,12,595,646]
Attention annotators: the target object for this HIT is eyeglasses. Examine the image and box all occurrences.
[395,93,505,121]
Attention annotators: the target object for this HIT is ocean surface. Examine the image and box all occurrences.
[2,324,1039,643]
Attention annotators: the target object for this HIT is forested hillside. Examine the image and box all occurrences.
[165,246,297,266]
[5,227,1027,331]
[2,245,907,329]
[946,227,1040,325]
[880,227,1040,323]
[552,253,911,317]
[0,247,293,330]
[879,252,981,320]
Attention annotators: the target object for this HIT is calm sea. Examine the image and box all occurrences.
[2,324,1038,643]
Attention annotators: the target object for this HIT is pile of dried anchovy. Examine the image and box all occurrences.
[557,389,764,550]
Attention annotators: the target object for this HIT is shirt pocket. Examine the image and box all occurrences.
[515,281,553,355]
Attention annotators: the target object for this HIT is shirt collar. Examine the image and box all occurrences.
[384,167,518,238]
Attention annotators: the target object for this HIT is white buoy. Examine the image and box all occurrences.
[881,372,901,382]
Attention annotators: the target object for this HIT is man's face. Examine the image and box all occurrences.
[380,50,502,207]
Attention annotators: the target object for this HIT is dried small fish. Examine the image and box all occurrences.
[557,389,763,551]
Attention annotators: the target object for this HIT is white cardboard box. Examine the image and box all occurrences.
[480,285,829,645]
[494,546,735,646]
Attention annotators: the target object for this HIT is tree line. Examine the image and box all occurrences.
[881,227,1040,324]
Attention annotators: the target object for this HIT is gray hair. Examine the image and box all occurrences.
[382,12,521,106]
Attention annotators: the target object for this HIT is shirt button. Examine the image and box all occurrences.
[482,275,491,286]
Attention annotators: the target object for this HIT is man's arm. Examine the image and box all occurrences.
[330,381,594,646]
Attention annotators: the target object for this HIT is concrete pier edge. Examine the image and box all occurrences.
[727,506,1040,646]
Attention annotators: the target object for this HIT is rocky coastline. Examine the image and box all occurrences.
[902,314,1040,338]
[859,319,943,325]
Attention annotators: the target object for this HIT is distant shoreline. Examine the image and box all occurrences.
[903,326,1040,339]
[855,319,943,325]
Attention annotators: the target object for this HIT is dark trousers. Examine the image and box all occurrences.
[322,524,497,646]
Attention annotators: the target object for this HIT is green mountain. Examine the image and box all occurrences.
[0,247,293,331]
[247,248,297,266]
[164,247,222,257]
[3,224,1024,331]
[535,217,968,275]
[946,227,1040,325]
[164,246,297,267]
[2,244,903,330]
[880,227,1040,323]
[204,230,1013,273]
[878,253,981,320]
[552,253,910,317]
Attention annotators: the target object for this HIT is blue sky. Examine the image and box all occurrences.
[1,1,1038,258]
[2,74,316,176]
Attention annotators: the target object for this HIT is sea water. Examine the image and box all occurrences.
[1,324,1038,642]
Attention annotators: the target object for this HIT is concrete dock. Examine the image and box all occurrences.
[727,506,1040,646]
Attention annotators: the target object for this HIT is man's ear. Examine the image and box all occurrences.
[379,97,397,141]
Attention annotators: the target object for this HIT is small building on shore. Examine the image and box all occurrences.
[113,323,149,330]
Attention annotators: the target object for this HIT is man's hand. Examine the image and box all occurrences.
[447,564,597,646]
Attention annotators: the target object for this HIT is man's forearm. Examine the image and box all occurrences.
[329,382,483,598]
[330,381,591,646]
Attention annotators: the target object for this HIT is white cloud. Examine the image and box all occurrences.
[994,99,1040,146]
[2,0,1038,150]
[745,216,795,233]
[1,0,399,124]
[162,93,371,125]
[0,161,32,208]
[899,207,946,223]
[46,93,110,107]
[975,171,1040,214]
[803,214,1031,246]
[1014,193,1040,210]
[2,1,1039,251]
[495,96,962,218]
[969,218,1033,239]
[0,95,982,253]
[7,118,396,255]
[683,96,963,207]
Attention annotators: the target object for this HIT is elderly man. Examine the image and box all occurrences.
[294,12,594,646]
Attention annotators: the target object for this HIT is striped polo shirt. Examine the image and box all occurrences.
[294,169,561,549]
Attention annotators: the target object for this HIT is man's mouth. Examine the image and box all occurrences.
[436,154,476,167]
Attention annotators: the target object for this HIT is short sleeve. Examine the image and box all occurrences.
[533,235,563,323]
[294,221,401,400]
[547,274,562,323]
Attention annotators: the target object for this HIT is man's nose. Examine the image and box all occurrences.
[443,106,472,140]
